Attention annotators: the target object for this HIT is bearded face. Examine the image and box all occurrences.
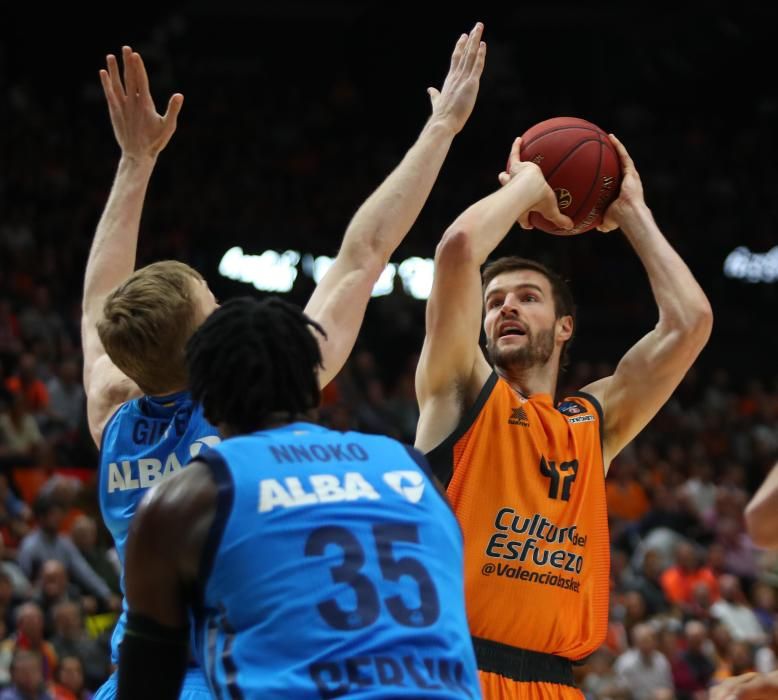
[483,269,570,375]
[486,321,556,371]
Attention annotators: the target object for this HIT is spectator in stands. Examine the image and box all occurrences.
[49,602,109,692]
[581,648,630,699]
[711,574,767,645]
[33,561,90,638]
[673,620,715,698]
[607,458,650,523]
[4,355,48,420]
[0,649,53,700]
[0,604,57,685]
[0,392,44,467]
[51,655,93,700]
[660,541,720,610]
[623,547,669,616]
[66,519,118,597]
[614,623,674,699]
[44,360,84,439]
[18,287,65,366]
[0,475,31,560]
[16,498,117,613]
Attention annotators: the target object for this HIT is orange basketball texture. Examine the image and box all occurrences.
[517,117,622,234]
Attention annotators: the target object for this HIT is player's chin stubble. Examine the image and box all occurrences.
[487,326,555,372]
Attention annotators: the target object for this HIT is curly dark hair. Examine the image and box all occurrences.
[186,296,325,433]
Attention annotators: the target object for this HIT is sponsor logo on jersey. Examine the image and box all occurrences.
[258,472,380,512]
[557,400,587,416]
[382,470,425,503]
[508,407,529,427]
[567,414,595,424]
[483,506,588,591]
[106,436,222,493]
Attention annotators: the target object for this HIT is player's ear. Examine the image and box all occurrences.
[556,315,573,343]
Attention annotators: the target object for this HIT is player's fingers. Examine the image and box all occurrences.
[518,214,532,230]
[106,54,125,99]
[511,137,523,164]
[427,87,439,106]
[99,70,122,120]
[608,133,635,170]
[163,93,184,126]
[449,33,467,72]
[498,172,510,186]
[471,41,486,78]
[122,46,138,97]
[462,22,484,74]
[548,211,574,231]
[133,52,151,99]
[730,675,778,699]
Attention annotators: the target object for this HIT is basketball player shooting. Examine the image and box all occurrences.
[82,25,486,700]
[414,134,713,699]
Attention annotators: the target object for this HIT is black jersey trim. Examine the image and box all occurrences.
[473,636,575,686]
[426,372,499,488]
[566,390,605,453]
[193,452,235,613]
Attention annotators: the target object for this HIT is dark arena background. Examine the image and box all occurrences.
[1,3,777,697]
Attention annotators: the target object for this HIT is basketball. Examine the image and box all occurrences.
[517,117,622,234]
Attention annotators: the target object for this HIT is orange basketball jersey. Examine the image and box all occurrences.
[428,373,610,661]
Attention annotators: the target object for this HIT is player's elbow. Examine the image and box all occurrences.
[745,499,778,549]
[672,297,713,349]
[435,228,476,269]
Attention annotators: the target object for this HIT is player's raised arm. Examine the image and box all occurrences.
[118,461,216,700]
[304,22,486,388]
[415,138,572,453]
[82,47,183,445]
[581,135,713,468]
[745,462,778,548]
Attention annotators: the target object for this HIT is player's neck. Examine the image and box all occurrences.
[221,410,319,437]
[495,362,558,399]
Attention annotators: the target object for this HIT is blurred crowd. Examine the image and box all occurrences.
[2,7,778,699]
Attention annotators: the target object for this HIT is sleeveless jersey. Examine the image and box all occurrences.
[427,373,610,661]
[194,422,481,700]
[98,391,220,662]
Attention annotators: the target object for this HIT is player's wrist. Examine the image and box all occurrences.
[118,152,158,171]
[423,115,459,139]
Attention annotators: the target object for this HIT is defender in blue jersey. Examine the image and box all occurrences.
[82,28,487,700]
[117,298,480,699]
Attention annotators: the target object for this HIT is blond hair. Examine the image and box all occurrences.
[97,261,204,395]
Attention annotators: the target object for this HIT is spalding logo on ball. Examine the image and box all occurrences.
[516,117,622,234]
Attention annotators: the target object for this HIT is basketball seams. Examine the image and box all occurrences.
[521,124,605,151]
[567,137,604,221]
[544,138,601,183]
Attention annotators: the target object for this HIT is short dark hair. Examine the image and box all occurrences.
[186,297,325,433]
[482,256,577,370]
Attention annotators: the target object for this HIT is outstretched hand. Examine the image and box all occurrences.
[498,137,574,233]
[427,22,486,134]
[99,46,183,160]
[709,671,778,700]
[596,134,645,232]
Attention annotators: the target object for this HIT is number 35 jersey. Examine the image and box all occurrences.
[194,422,481,700]
[427,373,610,661]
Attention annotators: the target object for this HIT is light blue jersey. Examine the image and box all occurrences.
[97,391,219,700]
[193,422,480,699]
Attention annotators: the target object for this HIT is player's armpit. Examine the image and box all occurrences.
[84,353,140,447]
[582,318,711,470]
